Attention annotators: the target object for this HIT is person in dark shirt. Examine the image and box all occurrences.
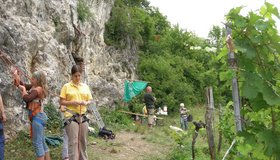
[144,86,156,128]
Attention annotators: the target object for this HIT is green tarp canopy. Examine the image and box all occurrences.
[123,80,148,102]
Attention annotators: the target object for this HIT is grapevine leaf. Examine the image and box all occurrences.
[248,12,262,25]
[228,6,243,16]
[242,81,258,99]
[255,20,269,31]
[235,41,247,53]
[237,143,252,156]
[226,3,280,159]
[260,5,268,17]
[257,130,280,157]
[216,47,228,61]
[259,70,274,82]
[265,2,280,19]
[234,15,247,28]
[238,56,255,71]
[219,70,234,81]
[236,41,256,59]
[259,82,280,105]
[250,93,269,111]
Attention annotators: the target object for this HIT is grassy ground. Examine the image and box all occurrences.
[5,105,229,160]
[5,131,62,160]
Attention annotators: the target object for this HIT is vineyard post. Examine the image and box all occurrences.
[205,87,216,160]
[225,24,242,132]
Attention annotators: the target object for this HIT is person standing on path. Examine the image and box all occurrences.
[60,65,93,160]
[179,103,189,130]
[144,86,156,128]
[61,56,86,160]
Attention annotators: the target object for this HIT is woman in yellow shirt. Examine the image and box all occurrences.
[60,65,93,160]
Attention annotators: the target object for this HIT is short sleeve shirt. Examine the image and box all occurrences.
[60,81,93,118]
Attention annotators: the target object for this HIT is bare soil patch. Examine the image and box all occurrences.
[88,131,170,160]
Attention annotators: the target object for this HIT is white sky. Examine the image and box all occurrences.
[148,0,280,38]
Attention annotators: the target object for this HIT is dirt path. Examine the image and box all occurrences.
[88,131,171,160]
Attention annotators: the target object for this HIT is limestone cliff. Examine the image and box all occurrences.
[0,0,138,138]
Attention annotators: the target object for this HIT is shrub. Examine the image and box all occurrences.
[77,0,92,23]
[99,106,134,130]
[44,103,63,134]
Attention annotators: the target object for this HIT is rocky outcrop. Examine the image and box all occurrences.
[0,0,138,138]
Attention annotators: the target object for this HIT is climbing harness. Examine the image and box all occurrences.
[63,108,90,127]
[63,112,89,128]
[26,87,45,138]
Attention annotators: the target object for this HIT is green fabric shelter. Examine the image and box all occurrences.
[123,80,148,102]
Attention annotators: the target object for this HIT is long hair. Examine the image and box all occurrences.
[32,71,48,97]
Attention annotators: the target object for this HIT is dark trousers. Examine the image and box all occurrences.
[0,122,5,160]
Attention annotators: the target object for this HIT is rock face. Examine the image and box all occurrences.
[0,0,138,138]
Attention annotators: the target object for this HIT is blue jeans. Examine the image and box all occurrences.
[32,112,49,157]
[0,122,5,160]
[180,115,188,130]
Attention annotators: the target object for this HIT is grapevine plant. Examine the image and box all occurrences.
[222,2,280,159]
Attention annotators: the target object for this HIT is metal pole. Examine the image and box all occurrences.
[225,24,242,132]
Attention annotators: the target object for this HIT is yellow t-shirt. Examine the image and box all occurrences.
[60,81,93,118]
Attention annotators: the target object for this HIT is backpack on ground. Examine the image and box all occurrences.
[98,127,115,139]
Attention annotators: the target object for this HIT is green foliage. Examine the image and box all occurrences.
[234,107,280,159]
[105,1,280,159]
[208,25,225,50]
[5,131,62,160]
[169,130,189,146]
[224,2,280,159]
[127,97,145,113]
[138,32,215,110]
[99,106,134,131]
[5,131,33,159]
[5,103,63,159]
[6,105,229,159]
[219,101,236,142]
[167,146,192,160]
[44,103,63,133]
[77,0,92,23]
[105,0,218,111]
[167,126,210,160]
[104,0,169,48]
